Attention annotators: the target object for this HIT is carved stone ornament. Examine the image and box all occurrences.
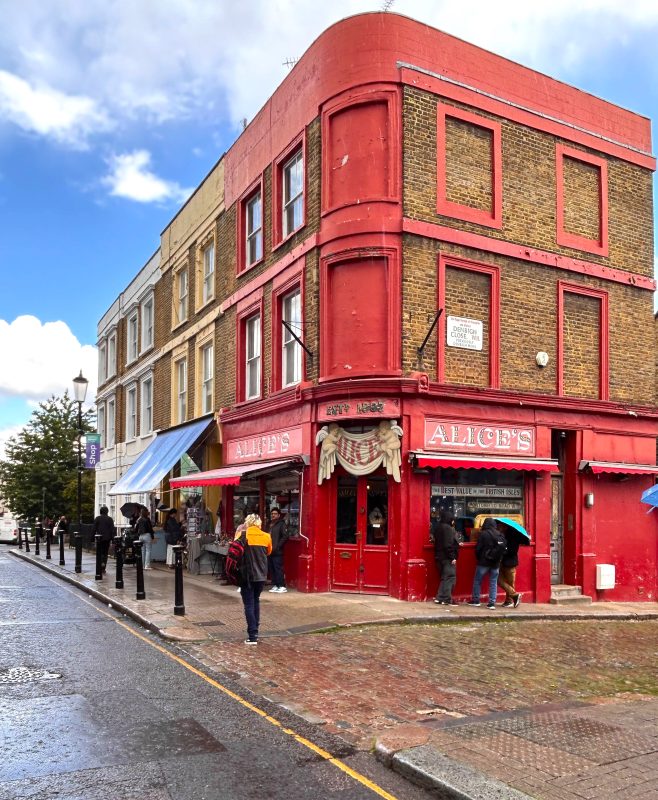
[315,420,403,484]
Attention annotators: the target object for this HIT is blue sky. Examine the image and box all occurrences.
[0,0,657,454]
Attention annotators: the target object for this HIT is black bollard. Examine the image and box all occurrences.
[24,524,31,553]
[173,545,185,616]
[59,526,65,566]
[94,534,103,580]
[134,540,146,600]
[35,521,41,556]
[18,524,23,550]
[46,527,52,560]
[113,535,124,589]
[75,533,83,573]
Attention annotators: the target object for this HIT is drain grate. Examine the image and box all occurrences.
[0,666,62,685]
[197,620,225,628]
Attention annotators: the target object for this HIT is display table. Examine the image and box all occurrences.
[186,536,216,575]
[203,542,228,576]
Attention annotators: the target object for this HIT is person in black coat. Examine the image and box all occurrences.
[266,508,289,593]
[469,517,506,609]
[432,510,460,605]
[92,506,116,573]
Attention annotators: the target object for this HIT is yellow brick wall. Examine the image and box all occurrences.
[444,267,490,387]
[562,156,601,241]
[562,292,601,399]
[444,117,493,213]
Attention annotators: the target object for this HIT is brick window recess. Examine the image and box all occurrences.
[237,177,265,274]
[558,283,608,400]
[272,133,305,248]
[236,295,264,402]
[173,266,189,327]
[556,145,608,257]
[200,342,214,414]
[196,232,216,309]
[272,278,304,391]
[175,358,188,424]
[437,104,502,229]
[141,375,153,435]
[437,255,500,388]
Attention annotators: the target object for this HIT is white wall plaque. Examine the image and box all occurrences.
[446,316,483,351]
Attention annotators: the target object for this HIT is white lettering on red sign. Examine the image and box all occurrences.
[225,426,303,464]
[424,419,535,456]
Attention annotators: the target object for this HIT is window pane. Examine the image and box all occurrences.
[282,291,301,386]
[97,406,105,449]
[283,151,303,237]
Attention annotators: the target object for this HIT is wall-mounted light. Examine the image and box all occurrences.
[585,493,594,508]
[536,351,549,368]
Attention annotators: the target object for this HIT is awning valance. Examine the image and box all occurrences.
[579,460,658,476]
[108,416,213,496]
[413,453,559,472]
[169,458,304,488]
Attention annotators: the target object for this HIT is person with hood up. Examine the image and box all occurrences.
[468,517,506,609]
[432,510,460,605]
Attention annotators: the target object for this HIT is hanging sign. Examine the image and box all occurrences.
[85,434,101,468]
[316,420,403,484]
[424,419,535,456]
[446,316,483,350]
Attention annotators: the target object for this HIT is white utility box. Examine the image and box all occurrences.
[596,564,615,590]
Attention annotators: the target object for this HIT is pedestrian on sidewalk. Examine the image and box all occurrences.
[432,510,460,605]
[267,507,289,593]
[92,506,116,573]
[468,518,506,609]
[498,528,524,608]
[164,509,184,568]
[239,513,272,644]
[55,515,68,545]
[135,507,155,570]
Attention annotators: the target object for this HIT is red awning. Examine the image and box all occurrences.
[579,460,658,476]
[169,458,303,488]
[414,453,559,472]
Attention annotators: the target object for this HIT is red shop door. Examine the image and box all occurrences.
[331,472,390,594]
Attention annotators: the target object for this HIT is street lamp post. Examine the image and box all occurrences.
[72,371,89,542]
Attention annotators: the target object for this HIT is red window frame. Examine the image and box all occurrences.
[236,291,264,403]
[272,132,306,250]
[437,254,500,388]
[236,175,265,275]
[436,104,503,229]
[271,260,305,392]
[557,281,608,400]
[556,144,608,257]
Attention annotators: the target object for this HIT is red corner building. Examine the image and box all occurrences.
[102,13,658,604]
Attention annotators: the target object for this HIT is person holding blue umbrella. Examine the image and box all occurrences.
[493,517,530,608]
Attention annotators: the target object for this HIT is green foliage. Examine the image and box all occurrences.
[0,393,96,523]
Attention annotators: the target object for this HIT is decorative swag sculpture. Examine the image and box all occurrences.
[315,420,403,484]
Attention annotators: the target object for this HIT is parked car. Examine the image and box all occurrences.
[0,517,19,544]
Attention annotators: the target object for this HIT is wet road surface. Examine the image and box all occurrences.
[0,551,433,800]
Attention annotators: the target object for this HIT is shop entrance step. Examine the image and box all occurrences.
[550,584,592,605]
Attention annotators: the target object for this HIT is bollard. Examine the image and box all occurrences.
[18,524,23,550]
[74,532,83,573]
[59,526,65,566]
[134,540,146,600]
[113,535,124,589]
[46,527,52,560]
[24,524,31,553]
[94,534,103,580]
[173,545,185,616]
[35,521,41,556]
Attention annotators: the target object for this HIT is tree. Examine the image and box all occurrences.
[0,393,96,523]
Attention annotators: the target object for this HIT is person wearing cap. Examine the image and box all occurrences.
[239,513,272,644]
[266,507,290,593]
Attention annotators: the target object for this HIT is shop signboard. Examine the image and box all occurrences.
[85,434,101,468]
[446,316,483,350]
[225,425,303,464]
[424,419,535,456]
[317,397,400,422]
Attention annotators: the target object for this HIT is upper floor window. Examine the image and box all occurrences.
[141,295,154,351]
[201,343,214,414]
[97,403,106,449]
[141,376,153,435]
[126,385,137,440]
[282,150,304,238]
[98,342,107,384]
[246,191,263,267]
[127,312,138,363]
[282,289,302,387]
[174,267,188,326]
[202,242,215,305]
[106,397,115,447]
[245,315,261,400]
[107,333,116,378]
[176,358,187,424]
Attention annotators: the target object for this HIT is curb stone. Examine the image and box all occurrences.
[376,742,535,800]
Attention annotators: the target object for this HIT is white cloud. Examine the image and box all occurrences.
[0,425,23,460]
[102,150,192,204]
[0,69,112,147]
[0,316,97,404]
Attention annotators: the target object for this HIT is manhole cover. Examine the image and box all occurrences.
[0,666,62,685]
[197,620,225,627]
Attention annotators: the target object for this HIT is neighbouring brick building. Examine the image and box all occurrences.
[99,13,657,603]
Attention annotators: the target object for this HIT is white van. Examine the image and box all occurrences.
[0,517,19,544]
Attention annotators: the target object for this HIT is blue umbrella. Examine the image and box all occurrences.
[640,484,658,508]
[493,516,531,541]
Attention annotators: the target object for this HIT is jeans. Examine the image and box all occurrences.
[139,534,153,568]
[240,580,264,641]
[471,564,500,605]
[435,559,456,602]
[498,566,517,602]
[268,552,286,588]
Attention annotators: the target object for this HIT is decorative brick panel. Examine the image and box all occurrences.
[444,117,494,212]
[443,266,490,387]
[562,292,602,399]
[562,156,602,241]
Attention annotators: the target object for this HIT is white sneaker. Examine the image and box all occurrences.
[276,587,288,593]
[268,586,279,592]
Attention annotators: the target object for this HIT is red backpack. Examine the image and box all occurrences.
[225,535,247,585]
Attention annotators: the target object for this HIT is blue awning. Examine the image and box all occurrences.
[108,416,213,496]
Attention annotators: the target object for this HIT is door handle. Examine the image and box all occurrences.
[359,507,365,514]
[359,564,365,573]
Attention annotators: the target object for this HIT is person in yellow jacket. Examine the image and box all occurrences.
[239,514,272,644]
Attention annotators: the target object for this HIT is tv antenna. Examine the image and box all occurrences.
[382,0,395,10]
[283,57,299,70]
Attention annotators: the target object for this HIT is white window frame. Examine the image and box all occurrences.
[245,315,261,400]
[141,375,153,435]
[98,483,107,515]
[108,485,116,521]
[282,150,304,238]
[107,397,116,447]
[127,312,139,363]
[126,384,137,440]
[175,267,188,325]
[141,294,154,351]
[202,241,215,305]
[201,343,214,414]
[282,289,302,387]
[98,341,107,384]
[97,403,106,449]
[107,333,117,378]
[246,192,263,267]
[176,358,187,424]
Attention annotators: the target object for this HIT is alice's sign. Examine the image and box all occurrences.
[424,419,535,456]
[225,426,303,464]
[318,398,400,422]
[446,316,483,351]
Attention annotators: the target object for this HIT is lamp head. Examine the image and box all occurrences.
[72,370,88,403]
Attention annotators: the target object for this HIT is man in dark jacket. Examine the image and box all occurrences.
[267,507,289,593]
[432,510,460,605]
[240,514,272,644]
[92,506,115,573]
[499,529,523,608]
[468,517,506,609]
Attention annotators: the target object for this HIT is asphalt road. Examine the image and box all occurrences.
[0,549,433,800]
